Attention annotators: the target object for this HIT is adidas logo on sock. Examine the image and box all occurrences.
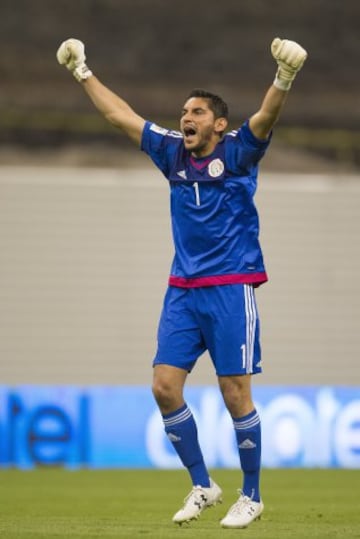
[167,432,182,442]
[239,438,256,449]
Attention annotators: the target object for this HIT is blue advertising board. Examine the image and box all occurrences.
[0,385,359,468]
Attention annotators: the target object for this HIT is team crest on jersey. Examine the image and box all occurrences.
[208,158,224,178]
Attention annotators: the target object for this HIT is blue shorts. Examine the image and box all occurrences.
[153,284,262,376]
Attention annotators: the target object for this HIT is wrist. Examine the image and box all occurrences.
[72,63,93,82]
[273,74,292,91]
[273,65,296,91]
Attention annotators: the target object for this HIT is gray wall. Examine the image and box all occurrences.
[0,166,359,386]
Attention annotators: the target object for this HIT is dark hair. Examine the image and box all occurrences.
[186,88,229,120]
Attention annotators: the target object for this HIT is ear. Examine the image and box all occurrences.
[214,117,228,134]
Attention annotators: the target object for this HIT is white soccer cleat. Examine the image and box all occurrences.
[220,490,264,528]
[172,479,222,524]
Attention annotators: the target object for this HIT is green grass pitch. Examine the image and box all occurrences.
[0,469,359,538]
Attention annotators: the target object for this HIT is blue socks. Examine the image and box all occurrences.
[162,404,261,499]
[233,409,261,502]
[162,403,210,487]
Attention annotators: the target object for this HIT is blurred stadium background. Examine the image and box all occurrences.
[1,0,359,169]
[0,1,359,470]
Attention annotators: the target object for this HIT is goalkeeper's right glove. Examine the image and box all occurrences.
[271,37,308,91]
[56,38,93,82]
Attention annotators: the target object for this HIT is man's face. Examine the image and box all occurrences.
[180,97,227,157]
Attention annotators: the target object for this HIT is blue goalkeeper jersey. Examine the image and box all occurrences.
[141,120,270,288]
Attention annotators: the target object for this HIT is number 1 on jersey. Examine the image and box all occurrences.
[193,182,201,206]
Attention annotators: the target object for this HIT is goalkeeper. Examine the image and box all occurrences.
[57,37,307,529]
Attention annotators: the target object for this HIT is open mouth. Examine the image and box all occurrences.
[183,126,197,139]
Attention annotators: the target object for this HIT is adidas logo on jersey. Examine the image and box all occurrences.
[238,438,256,449]
[177,170,187,179]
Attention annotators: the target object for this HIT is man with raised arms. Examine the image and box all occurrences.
[57,36,307,529]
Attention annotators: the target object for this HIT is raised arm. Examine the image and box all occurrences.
[56,39,145,146]
[249,38,307,140]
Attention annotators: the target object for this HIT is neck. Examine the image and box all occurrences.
[191,140,219,159]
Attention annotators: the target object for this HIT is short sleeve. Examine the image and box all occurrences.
[141,121,182,177]
[225,121,272,173]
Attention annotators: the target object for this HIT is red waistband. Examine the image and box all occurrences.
[168,272,268,288]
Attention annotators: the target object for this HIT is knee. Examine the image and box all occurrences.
[219,376,254,417]
[152,377,170,404]
[152,377,179,412]
[152,365,187,414]
[221,381,242,409]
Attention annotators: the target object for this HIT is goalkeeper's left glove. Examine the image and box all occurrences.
[271,37,308,91]
[56,38,93,82]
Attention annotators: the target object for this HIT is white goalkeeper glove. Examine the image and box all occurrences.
[56,38,93,82]
[271,37,307,91]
